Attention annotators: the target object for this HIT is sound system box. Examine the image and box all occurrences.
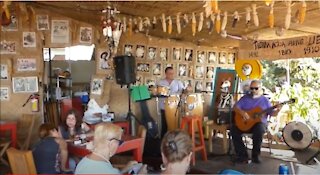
[113,55,136,85]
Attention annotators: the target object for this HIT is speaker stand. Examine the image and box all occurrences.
[126,84,141,136]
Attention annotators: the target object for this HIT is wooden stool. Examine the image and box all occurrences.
[180,115,207,165]
[206,120,229,154]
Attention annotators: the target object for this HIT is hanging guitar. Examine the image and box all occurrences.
[234,98,295,132]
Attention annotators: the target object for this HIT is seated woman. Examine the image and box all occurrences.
[160,129,192,175]
[75,123,147,174]
[58,109,91,141]
[32,123,70,174]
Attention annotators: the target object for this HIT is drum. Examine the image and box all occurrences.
[157,86,169,96]
[184,93,204,117]
[283,121,315,150]
[164,95,180,131]
[149,86,158,96]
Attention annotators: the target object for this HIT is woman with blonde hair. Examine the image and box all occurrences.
[160,129,192,174]
[75,123,147,174]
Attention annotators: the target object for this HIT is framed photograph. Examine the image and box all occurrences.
[91,78,104,95]
[227,52,235,64]
[1,15,18,31]
[137,63,150,73]
[159,47,168,61]
[145,78,156,87]
[135,74,143,85]
[147,46,157,60]
[124,44,134,56]
[36,15,49,30]
[152,63,162,76]
[98,50,112,70]
[195,65,205,79]
[12,76,38,93]
[184,48,193,61]
[0,87,9,101]
[0,41,16,54]
[165,63,173,69]
[172,47,182,61]
[79,27,93,43]
[197,51,206,64]
[206,66,214,79]
[1,64,8,80]
[17,58,36,71]
[219,52,227,64]
[136,45,145,59]
[195,81,203,93]
[106,73,114,80]
[51,20,69,44]
[178,64,187,77]
[182,79,192,89]
[23,32,36,47]
[205,82,213,92]
[208,51,217,64]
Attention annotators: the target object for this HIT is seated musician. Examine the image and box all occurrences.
[231,79,281,163]
[157,67,191,138]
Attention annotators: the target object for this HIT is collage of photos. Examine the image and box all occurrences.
[123,43,236,92]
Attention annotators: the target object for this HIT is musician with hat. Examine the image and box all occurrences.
[232,79,281,164]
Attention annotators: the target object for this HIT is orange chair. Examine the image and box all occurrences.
[180,115,207,165]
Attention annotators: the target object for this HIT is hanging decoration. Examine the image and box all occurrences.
[252,4,259,27]
[143,17,151,34]
[215,10,221,34]
[128,18,132,37]
[245,7,251,26]
[176,13,181,34]
[122,17,127,32]
[221,11,228,31]
[133,18,138,32]
[191,13,196,36]
[211,0,219,14]
[168,16,172,34]
[138,17,143,31]
[232,11,239,28]
[152,16,157,29]
[203,1,212,18]
[161,13,166,32]
[299,0,306,24]
[265,0,273,6]
[182,14,189,28]
[198,12,204,32]
[209,13,215,34]
[269,2,274,28]
[285,1,291,30]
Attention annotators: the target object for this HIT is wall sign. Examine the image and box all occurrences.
[238,35,320,60]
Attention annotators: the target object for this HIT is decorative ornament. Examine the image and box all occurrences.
[133,18,138,32]
[245,7,251,26]
[122,17,127,32]
[269,2,274,28]
[138,17,143,31]
[252,4,259,27]
[265,0,273,6]
[198,12,204,32]
[209,13,215,34]
[285,1,291,30]
[299,0,306,24]
[152,16,157,29]
[215,10,221,34]
[211,0,219,13]
[176,12,181,34]
[168,16,172,34]
[203,0,212,18]
[183,14,189,28]
[161,13,166,32]
[235,59,263,80]
[128,18,132,37]
[221,11,228,31]
[192,13,196,36]
[232,11,239,28]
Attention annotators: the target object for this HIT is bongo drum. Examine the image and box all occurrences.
[157,86,169,96]
[164,95,180,131]
[184,93,204,117]
[149,86,158,96]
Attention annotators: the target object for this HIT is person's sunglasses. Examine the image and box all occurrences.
[109,138,124,146]
[250,87,259,90]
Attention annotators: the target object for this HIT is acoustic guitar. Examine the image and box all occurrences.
[234,99,295,132]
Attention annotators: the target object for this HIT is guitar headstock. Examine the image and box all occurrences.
[281,98,296,105]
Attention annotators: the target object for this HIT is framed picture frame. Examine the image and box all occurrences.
[219,52,227,64]
[79,27,93,43]
[0,41,16,54]
[159,47,169,61]
[178,63,188,77]
[172,47,182,61]
[206,66,215,79]
[205,81,213,92]
[136,45,145,59]
[98,50,112,70]
[135,74,143,85]
[147,46,157,60]
[227,52,236,64]
[12,76,38,93]
[145,77,156,87]
[137,63,150,73]
[195,81,204,93]
[36,15,49,30]
[196,50,206,64]
[17,58,37,71]
[0,87,9,101]
[124,44,134,56]
[184,48,193,61]
[1,15,18,31]
[91,78,104,95]
[182,79,193,89]
[1,64,8,80]
[152,63,162,76]
[23,32,36,47]
[207,51,217,64]
[195,65,205,79]
[51,20,69,44]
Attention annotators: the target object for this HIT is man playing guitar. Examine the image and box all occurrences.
[232,80,281,163]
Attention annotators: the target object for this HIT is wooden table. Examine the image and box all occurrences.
[86,120,130,135]
[68,135,143,162]
[0,121,17,148]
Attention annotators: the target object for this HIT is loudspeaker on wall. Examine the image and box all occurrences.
[113,55,136,85]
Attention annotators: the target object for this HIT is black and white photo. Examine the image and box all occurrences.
[206,66,214,79]
[197,51,206,63]
[1,64,8,80]
[80,27,93,43]
[51,20,69,43]
[184,49,193,61]
[159,47,168,61]
[137,63,150,73]
[36,15,49,30]
[178,64,187,76]
[195,65,204,79]
[0,87,9,101]
[23,32,36,47]
[228,52,235,64]
[99,50,111,69]
[136,45,145,59]
[12,76,38,93]
[208,51,216,63]
[0,41,16,54]
[172,47,182,61]
[147,47,156,60]
[1,15,18,31]
[152,63,161,76]
[219,52,227,64]
[17,58,36,71]
[195,81,203,93]
[124,44,133,56]
[91,78,103,95]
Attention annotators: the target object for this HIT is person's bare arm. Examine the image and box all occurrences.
[55,138,71,172]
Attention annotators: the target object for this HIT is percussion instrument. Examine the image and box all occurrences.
[164,95,180,131]
[184,93,204,117]
[149,86,158,96]
[283,121,315,150]
[157,86,169,96]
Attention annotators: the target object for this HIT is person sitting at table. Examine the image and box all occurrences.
[58,109,91,141]
[32,123,71,174]
[75,123,147,174]
[160,129,192,175]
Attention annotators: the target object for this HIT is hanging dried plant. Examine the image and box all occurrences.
[182,14,189,28]
[252,4,259,27]
[215,10,221,34]
[299,0,307,24]
[221,11,228,31]
[203,0,212,18]
[232,11,240,28]
[285,2,291,29]
[122,17,127,32]
[245,7,251,25]
[176,13,181,34]
[198,12,204,32]
[192,13,196,36]
[128,18,132,37]
[161,13,166,32]
[152,16,157,29]
[168,16,172,34]
[211,0,219,13]
[269,2,274,28]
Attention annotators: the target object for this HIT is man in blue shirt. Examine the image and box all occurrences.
[231,80,281,164]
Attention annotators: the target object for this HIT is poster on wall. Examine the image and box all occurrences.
[0,41,16,54]
[1,64,8,80]
[51,20,69,44]
[0,87,9,101]
[23,32,36,47]
[91,78,103,95]
[79,27,93,43]
[17,58,36,71]
[36,15,49,30]
[12,76,38,93]
[1,15,18,31]
[98,50,111,69]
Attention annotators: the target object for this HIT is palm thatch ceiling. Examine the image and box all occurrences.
[28,1,320,48]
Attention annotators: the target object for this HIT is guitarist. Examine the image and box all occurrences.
[231,80,281,164]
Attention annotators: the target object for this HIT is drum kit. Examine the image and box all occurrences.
[149,85,204,132]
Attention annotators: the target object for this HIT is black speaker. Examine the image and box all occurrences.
[113,55,136,85]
